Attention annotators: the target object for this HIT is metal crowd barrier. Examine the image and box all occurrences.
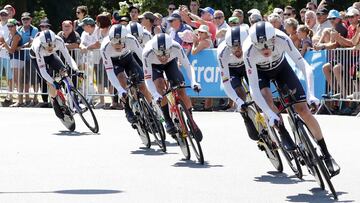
[0,48,116,104]
[320,48,360,116]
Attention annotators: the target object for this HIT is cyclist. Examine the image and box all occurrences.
[100,24,152,123]
[30,30,82,120]
[142,33,202,140]
[126,22,152,48]
[217,26,259,141]
[243,21,340,176]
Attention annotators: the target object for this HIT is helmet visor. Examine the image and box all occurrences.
[154,49,170,57]
[254,38,275,50]
[110,37,124,45]
[41,42,56,49]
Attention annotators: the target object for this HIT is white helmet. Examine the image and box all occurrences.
[248,21,275,50]
[126,22,144,41]
[225,26,248,48]
[109,24,128,44]
[39,30,57,48]
[151,33,173,56]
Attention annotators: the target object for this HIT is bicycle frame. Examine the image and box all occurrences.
[55,70,82,114]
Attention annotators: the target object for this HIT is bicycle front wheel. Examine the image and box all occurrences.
[139,96,166,152]
[178,100,204,164]
[70,88,99,133]
[297,119,337,199]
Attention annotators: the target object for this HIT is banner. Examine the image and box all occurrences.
[182,49,328,99]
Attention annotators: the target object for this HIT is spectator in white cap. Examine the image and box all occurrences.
[353,2,360,12]
[192,24,213,55]
[178,29,195,55]
[4,5,15,19]
[305,10,317,34]
[180,5,217,42]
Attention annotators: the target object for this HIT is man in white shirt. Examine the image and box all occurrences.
[214,10,229,46]
[0,9,12,104]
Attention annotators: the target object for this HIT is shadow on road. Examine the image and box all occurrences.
[53,131,99,136]
[254,171,304,185]
[0,189,122,195]
[172,160,224,169]
[130,147,177,156]
[286,188,353,203]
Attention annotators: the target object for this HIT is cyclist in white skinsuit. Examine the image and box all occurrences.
[100,24,152,123]
[243,21,339,176]
[30,30,81,119]
[217,25,259,141]
[142,33,202,139]
[126,22,152,48]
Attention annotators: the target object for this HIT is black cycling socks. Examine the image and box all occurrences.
[317,138,331,158]
[161,104,171,123]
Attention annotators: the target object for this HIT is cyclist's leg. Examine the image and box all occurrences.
[230,67,259,140]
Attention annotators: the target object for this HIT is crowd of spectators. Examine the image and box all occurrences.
[0,1,360,114]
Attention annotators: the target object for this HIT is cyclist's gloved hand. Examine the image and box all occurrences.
[235,98,245,112]
[268,112,280,127]
[153,93,162,103]
[307,95,320,106]
[75,70,85,79]
[192,82,201,92]
[52,81,61,90]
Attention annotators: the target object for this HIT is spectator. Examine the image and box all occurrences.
[305,10,317,33]
[312,7,331,44]
[268,13,285,32]
[214,10,229,46]
[74,5,88,36]
[129,4,140,23]
[296,25,313,56]
[180,6,217,43]
[228,17,240,27]
[18,12,39,106]
[333,8,360,48]
[0,9,12,105]
[284,6,296,20]
[273,8,284,19]
[3,5,15,19]
[353,2,360,11]
[178,29,195,55]
[111,10,121,25]
[249,13,263,26]
[57,20,80,50]
[300,8,307,23]
[139,11,161,36]
[163,2,176,33]
[306,2,317,12]
[192,24,213,111]
[189,0,200,16]
[39,18,51,30]
[154,13,166,33]
[1,19,24,107]
[120,16,130,26]
[168,12,193,45]
[232,9,248,29]
[284,18,301,48]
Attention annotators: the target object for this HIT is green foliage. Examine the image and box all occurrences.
[32,8,47,26]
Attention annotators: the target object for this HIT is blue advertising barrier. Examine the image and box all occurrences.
[182,49,328,99]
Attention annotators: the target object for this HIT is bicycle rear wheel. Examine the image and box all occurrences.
[70,88,99,133]
[178,100,204,164]
[139,96,166,152]
[297,119,337,199]
[247,106,283,172]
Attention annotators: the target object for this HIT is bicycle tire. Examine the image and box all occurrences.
[297,119,337,199]
[178,100,204,164]
[247,106,283,172]
[173,112,190,160]
[70,88,99,133]
[54,96,76,131]
[139,96,166,152]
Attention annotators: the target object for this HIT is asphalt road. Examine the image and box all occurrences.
[0,108,359,203]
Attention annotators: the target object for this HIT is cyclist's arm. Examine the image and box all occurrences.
[217,47,243,103]
[101,50,126,95]
[175,45,197,86]
[57,38,78,71]
[281,34,315,99]
[143,51,161,99]
[35,49,55,84]
[244,50,275,118]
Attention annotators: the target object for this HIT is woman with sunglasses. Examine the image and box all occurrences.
[74,5,88,36]
[0,19,25,107]
[29,30,81,120]
[244,21,340,176]
[100,24,152,123]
